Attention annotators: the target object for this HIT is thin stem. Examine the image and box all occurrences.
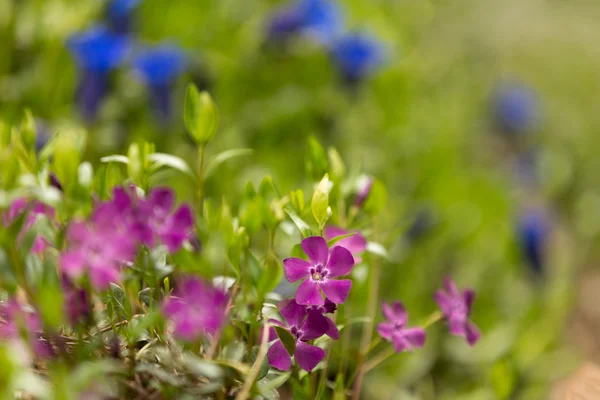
[195,144,206,209]
[363,347,395,373]
[351,225,382,399]
[235,321,270,400]
[206,285,239,360]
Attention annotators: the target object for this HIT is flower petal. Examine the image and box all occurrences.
[465,321,481,346]
[376,322,394,341]
[443,276,460,297]
[403,328,426,349]
[296,280,324,306]
[283,258,311,282]
[324,316,339,340]
[463,289,476,313]
[295,341,325,372]
[448,316,467,337]
[382,301,407,325]
[301,236,329,266]
[280,299,307,327]
[326,246,354,278]
[268,340,292,371]
[433,291,452,316]
[320,279,352,304]
[299,310,329,340]
[171,204,194,232]
[149,187,174,211]
[60,250,86,279]
[391,335,410,353]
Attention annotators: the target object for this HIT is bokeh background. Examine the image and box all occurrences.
[3,0,600,398]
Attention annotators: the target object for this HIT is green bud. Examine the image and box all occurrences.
[184,84,219,146]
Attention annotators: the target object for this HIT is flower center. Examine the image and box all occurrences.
[310,265,327,282]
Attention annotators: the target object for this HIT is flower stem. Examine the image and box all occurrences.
[195,144,206,210]
[235,321,270,400]
[351,224,382,400]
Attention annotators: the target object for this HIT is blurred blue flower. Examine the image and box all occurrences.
[330,33,385,83]
[267,0,344,45]
[517,208,550,276]
[107,0,142,35]
[133,44,187,122]
[493,83,539,134]
[67,26,130,120]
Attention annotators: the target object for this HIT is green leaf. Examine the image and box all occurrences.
[251,346,270,381]
[327,232,357,247]
[182,354,224,380]
[149,153,194,178]
[327,147,345,180]
[366,242,389,259]
[306,136,328,180]
[259,371,292,394]
[204,148,253,178]
[290,189,305,212]
[20,109,36,154]
[311,174,330,228]
[100,155,129,164]
[274,326,296,357]
[284,206,315,237]
[257,256,283,297]
[363,179,387,215]
[184,84,219,145]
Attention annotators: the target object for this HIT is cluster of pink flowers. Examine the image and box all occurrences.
[60,186,194,290]
[269,226,481,371]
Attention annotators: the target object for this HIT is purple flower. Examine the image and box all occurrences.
[162,277,228,341]
[283,236,354,306]
[517,207,550,276]
[493,82,539,134]
[434,277,480,346]
[107,0,141,35]
[3,198,55,254]
[0,299,52,358]
[283,298,339,340]
[92,186,194,253]
[267,300,330,372]
[60,220,136,290]
[354,177,373,207]
[324,226,367,263]
[61,276,91,326]
[377,302,426,353]
[132,44,187,122]
[67,26,130,120]
[330,33,385,83]
[267,0,344,45]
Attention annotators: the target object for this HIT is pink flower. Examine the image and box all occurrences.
[3,198,55,254]
[267,300,330,372]
[323,226,367,263]
[377,301,426,353]
[354,177,373,207]
[0,299,52,358]
[60,221,135,290]
[283,236,354,306]
[434,277,480,346]
[162,277,228,341]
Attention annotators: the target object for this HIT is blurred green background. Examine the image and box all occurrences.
[3,0,600,398]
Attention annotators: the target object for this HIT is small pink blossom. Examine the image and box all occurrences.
[434,277,480,346]
[377,301,426,353]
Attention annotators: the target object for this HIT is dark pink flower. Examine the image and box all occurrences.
[354,177,373,207]
[0,299,52,358]
[267,300,329,372]
[3,198,55,254]
[282,298,339,340]
[283,236,354,306]
[434,277,480,346]
[377,301,426,353]
[93,186,194,253]
[61,276,91,326]
[324,226,367,263]
[162,277,228,341]
[60,220,136,290]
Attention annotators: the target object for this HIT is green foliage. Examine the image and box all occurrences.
[184,84,220,146]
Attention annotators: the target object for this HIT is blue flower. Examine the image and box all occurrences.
[330,33,385,83]
[107,0,142,34]
[267,0,344,45]
[67,25,130,120]
[133,44,187,122]
[493,83,538,134]
[517,208,550,276]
